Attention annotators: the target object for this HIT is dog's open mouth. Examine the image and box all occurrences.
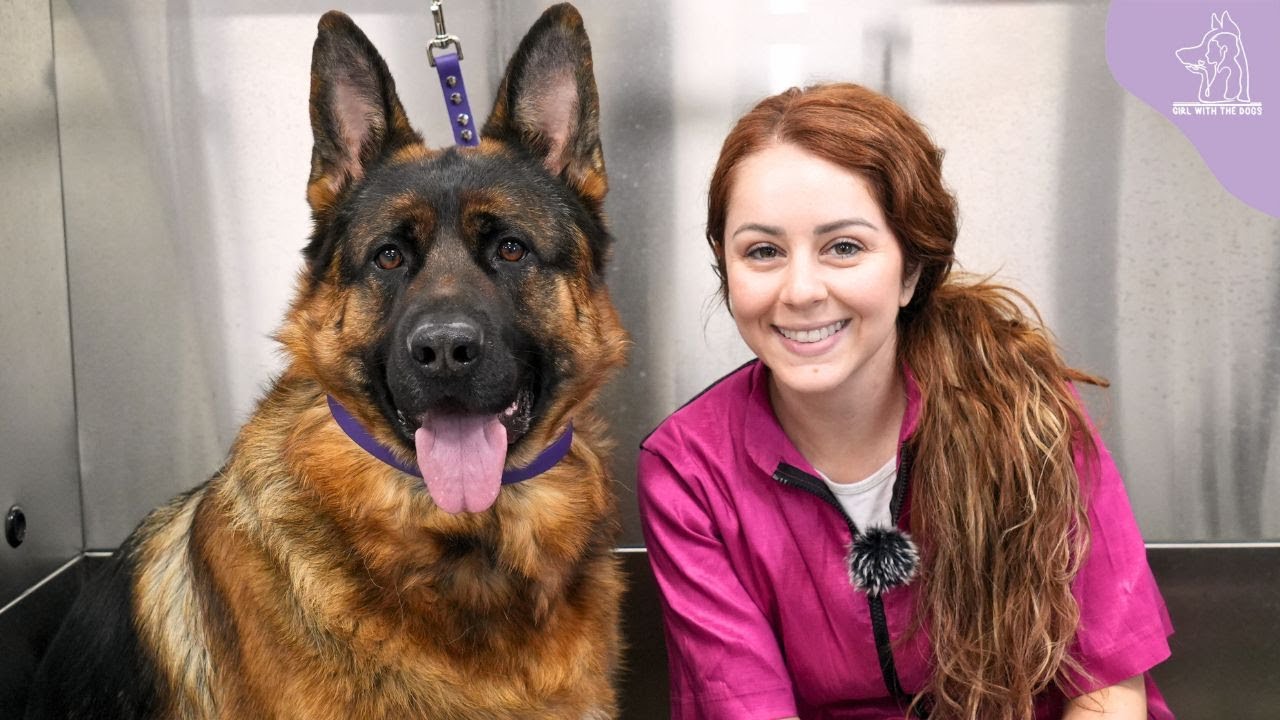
[396,385,538,514]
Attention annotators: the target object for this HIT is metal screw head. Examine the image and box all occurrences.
[6,505,25,548]
[446,75,457,87]
[456,113,470,127]
[450,92,462,105]
[461,129,474,141]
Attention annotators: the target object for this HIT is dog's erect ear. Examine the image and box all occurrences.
[308,11,422,216]
[483,3,606,209]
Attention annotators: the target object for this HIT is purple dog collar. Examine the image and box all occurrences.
[326,395,572,485]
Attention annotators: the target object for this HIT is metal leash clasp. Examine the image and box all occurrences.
[427,0,463,66]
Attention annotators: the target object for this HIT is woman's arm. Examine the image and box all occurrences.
[1062,674,1146,718]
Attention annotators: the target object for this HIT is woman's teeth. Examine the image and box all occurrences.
[777,320,847,343]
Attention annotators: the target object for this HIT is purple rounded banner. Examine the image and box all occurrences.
[1107,1,1278,217]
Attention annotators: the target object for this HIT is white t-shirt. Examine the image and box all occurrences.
[819,455,897,531]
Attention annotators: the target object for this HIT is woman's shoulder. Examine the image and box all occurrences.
[640,359,760,458]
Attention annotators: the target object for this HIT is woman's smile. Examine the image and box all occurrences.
[773,319,850,356]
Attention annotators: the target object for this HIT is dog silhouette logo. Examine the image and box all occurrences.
[1175,11,1251,104]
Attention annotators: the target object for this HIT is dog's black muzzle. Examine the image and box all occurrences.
[382,293,542,446]
[390,305,518,410]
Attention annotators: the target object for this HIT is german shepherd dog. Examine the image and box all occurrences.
[27,4,628,718]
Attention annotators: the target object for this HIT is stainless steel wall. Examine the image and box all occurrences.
[0,0,83,606]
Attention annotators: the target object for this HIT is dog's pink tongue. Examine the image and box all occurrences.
[415,415,507,514]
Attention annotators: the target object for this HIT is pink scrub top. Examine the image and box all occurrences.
[637,360,1174,719]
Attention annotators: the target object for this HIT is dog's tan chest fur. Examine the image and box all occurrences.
[130,377,621,718]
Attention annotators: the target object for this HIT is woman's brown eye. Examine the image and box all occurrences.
[498,239,527,263]
[375,246,403,270]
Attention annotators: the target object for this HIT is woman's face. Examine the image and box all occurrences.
[724,143,917,399]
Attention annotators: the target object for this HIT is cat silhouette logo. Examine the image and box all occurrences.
[1175,11,1251,104]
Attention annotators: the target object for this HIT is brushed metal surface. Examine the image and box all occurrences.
[1147,544,1280,719]
[43,0,1280,551]
[0,0,84,606]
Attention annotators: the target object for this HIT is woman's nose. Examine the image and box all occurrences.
[779,255,828,307]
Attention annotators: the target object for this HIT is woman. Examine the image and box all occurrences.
[637,84,1173,719]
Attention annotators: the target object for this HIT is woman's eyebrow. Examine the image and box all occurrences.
[814,218,878,235]
[731,222,784,239]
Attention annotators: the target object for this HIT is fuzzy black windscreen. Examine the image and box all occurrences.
[846,527,920,597]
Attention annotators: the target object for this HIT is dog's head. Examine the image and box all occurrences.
[280,4,627,514]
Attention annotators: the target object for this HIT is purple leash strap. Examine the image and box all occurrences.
[427,1,479,147]
[326,395,573,485]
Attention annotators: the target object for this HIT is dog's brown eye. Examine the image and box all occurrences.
[375,245,403,270]
[497,239,527,263]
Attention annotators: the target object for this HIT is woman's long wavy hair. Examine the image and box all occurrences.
[706,83,1105,719]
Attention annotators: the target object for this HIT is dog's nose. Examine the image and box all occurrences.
[408,316,484,376]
